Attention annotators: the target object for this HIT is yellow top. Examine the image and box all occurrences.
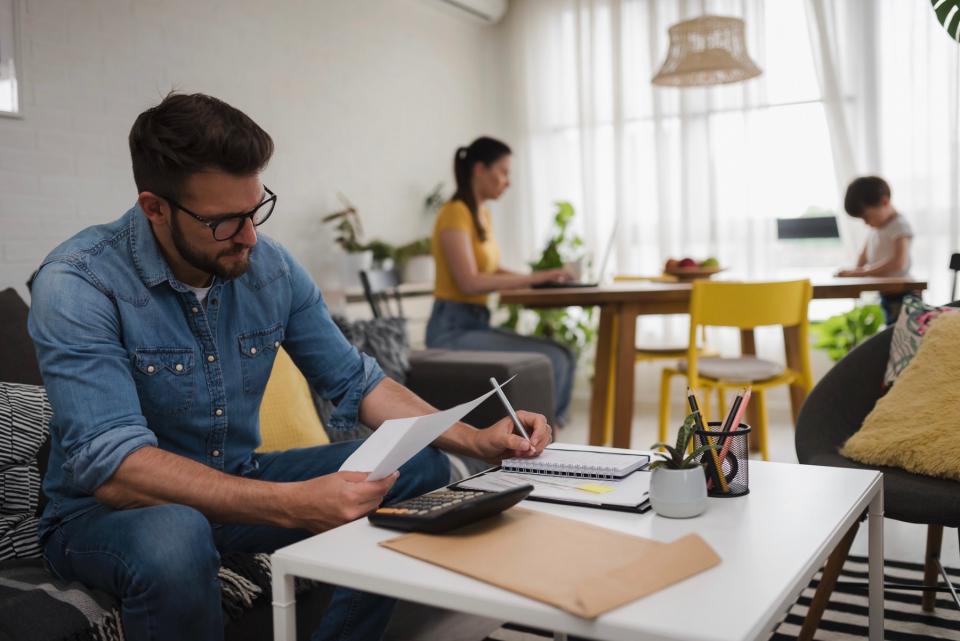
[432,200,500,305]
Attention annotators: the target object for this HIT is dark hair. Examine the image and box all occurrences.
[129,92,274,199]
[451,136,511,242]
[844,176,891,217]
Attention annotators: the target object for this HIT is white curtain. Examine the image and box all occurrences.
[505,0,960,307]
[506,0,842,283]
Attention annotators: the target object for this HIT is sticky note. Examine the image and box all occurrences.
[576,483,614,494]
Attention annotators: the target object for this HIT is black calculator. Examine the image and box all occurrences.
[368,484,533,533]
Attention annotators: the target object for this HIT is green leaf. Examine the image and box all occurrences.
[931,1,960,40]
[681,443,718,468]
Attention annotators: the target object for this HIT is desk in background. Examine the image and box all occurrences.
[500,277,927,448]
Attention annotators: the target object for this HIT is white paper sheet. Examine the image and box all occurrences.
[339,376,515,480]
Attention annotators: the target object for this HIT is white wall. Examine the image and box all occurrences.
[0,0,509,306]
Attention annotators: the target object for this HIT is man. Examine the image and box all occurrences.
[28,92,551,641]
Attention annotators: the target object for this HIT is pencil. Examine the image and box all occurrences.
[687,387,728,493]
[718,388,752,464]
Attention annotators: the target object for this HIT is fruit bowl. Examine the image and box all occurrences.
[663,265,725,281]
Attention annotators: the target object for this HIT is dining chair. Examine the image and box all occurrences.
[657,280,814,461]
[359,268,404,319]
[950,253,960,301]
[612,274,716,364]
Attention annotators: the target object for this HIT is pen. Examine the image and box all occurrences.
[718,387,751,463]
[489,377,531,442]
[688,387,728,494]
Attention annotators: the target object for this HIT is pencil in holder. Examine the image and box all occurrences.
[695,421,750,497]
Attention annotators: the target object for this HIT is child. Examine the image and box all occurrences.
[836,176,913,324]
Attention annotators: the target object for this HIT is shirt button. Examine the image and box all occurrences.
[191,306,199,314]
[175,363,184,372]
[274,341,280,348]
[146,365,156,373]
[207,354,216,363]
[215,408,223,416]
[211,449,221,457]
[249,347,257,355]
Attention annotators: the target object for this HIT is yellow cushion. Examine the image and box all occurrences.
[840,311,960,480]
[257,347,329,452]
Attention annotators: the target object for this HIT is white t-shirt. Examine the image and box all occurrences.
[185,283,212,305]
[865,212,913,277]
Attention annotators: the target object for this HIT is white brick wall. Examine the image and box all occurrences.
[0,0,508,308]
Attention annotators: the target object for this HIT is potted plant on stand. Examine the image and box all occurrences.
[322,194,383,289]
[648,414,714,518]
[395,237,433,284]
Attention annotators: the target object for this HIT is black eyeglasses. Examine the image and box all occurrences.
[164,187,277,241]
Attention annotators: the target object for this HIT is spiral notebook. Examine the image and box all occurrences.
[456,445,652,513]
[501,447,648,480]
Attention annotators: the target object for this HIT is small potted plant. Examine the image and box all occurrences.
[395,237,433,284]
[648,414,714,518]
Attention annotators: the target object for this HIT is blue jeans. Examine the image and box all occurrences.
[425,299,575,422]
[42,441,450,641]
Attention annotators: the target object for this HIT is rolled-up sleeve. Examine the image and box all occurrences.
[28,262,157,494]
[276,245,385,431]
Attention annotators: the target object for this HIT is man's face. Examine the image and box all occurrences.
[168,172,264,280]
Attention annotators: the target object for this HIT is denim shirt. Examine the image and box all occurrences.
[28,205,384,540]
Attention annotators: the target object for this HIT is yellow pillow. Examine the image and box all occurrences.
[257,347,330,452]
[840,311,960,480]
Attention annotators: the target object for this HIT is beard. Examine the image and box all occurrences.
[170,214,253,281]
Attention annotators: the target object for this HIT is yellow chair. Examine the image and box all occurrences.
[657,280,813,461]
[613,275,716,364]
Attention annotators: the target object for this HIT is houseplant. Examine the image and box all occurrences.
[395,237,434,284]
[811,303,884,361]
[648,414,715,518]
[500,201,596,356]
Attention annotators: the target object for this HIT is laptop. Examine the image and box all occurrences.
[532,220,617,289]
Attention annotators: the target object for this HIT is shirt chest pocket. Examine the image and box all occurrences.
[132,348,196,416]
[238,324,285,395]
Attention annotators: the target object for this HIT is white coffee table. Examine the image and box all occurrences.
[272,461,884,641]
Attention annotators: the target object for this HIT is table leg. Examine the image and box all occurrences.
[272,564,297,641]
[783,325,809,424]
[612,305,639,448]
[868,483,885,641]
[589,305,616,445]
[739,329,761,451]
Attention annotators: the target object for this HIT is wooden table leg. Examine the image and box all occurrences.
[589,305,616,445]
[783,325,809,424]
[612,305,639,448]
[739,329,761,451]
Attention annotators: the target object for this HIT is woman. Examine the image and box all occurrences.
[425,136,576,423]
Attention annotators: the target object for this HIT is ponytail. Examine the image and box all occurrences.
[451,137,511,243]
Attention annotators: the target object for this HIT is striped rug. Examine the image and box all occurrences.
[486,556,960,641]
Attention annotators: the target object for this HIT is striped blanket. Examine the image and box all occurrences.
[0,552,279,641]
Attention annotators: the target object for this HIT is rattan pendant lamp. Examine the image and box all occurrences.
[652,15,761,87]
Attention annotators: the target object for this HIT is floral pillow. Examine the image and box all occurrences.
[885,295,959,387]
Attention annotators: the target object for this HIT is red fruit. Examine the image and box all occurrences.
[678,258,697,268]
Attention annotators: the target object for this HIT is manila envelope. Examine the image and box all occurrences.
[380,507,721,618]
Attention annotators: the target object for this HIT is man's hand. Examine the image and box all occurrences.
[282,471,399,533]
[471,410,552,463]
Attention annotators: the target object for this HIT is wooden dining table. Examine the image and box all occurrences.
[499,276,927,448]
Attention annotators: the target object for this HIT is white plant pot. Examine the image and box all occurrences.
[339,250,374,289]
[401,255,435,284]
[649,466,708,518]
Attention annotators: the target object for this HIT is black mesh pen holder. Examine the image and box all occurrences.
[694,422,750,497]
